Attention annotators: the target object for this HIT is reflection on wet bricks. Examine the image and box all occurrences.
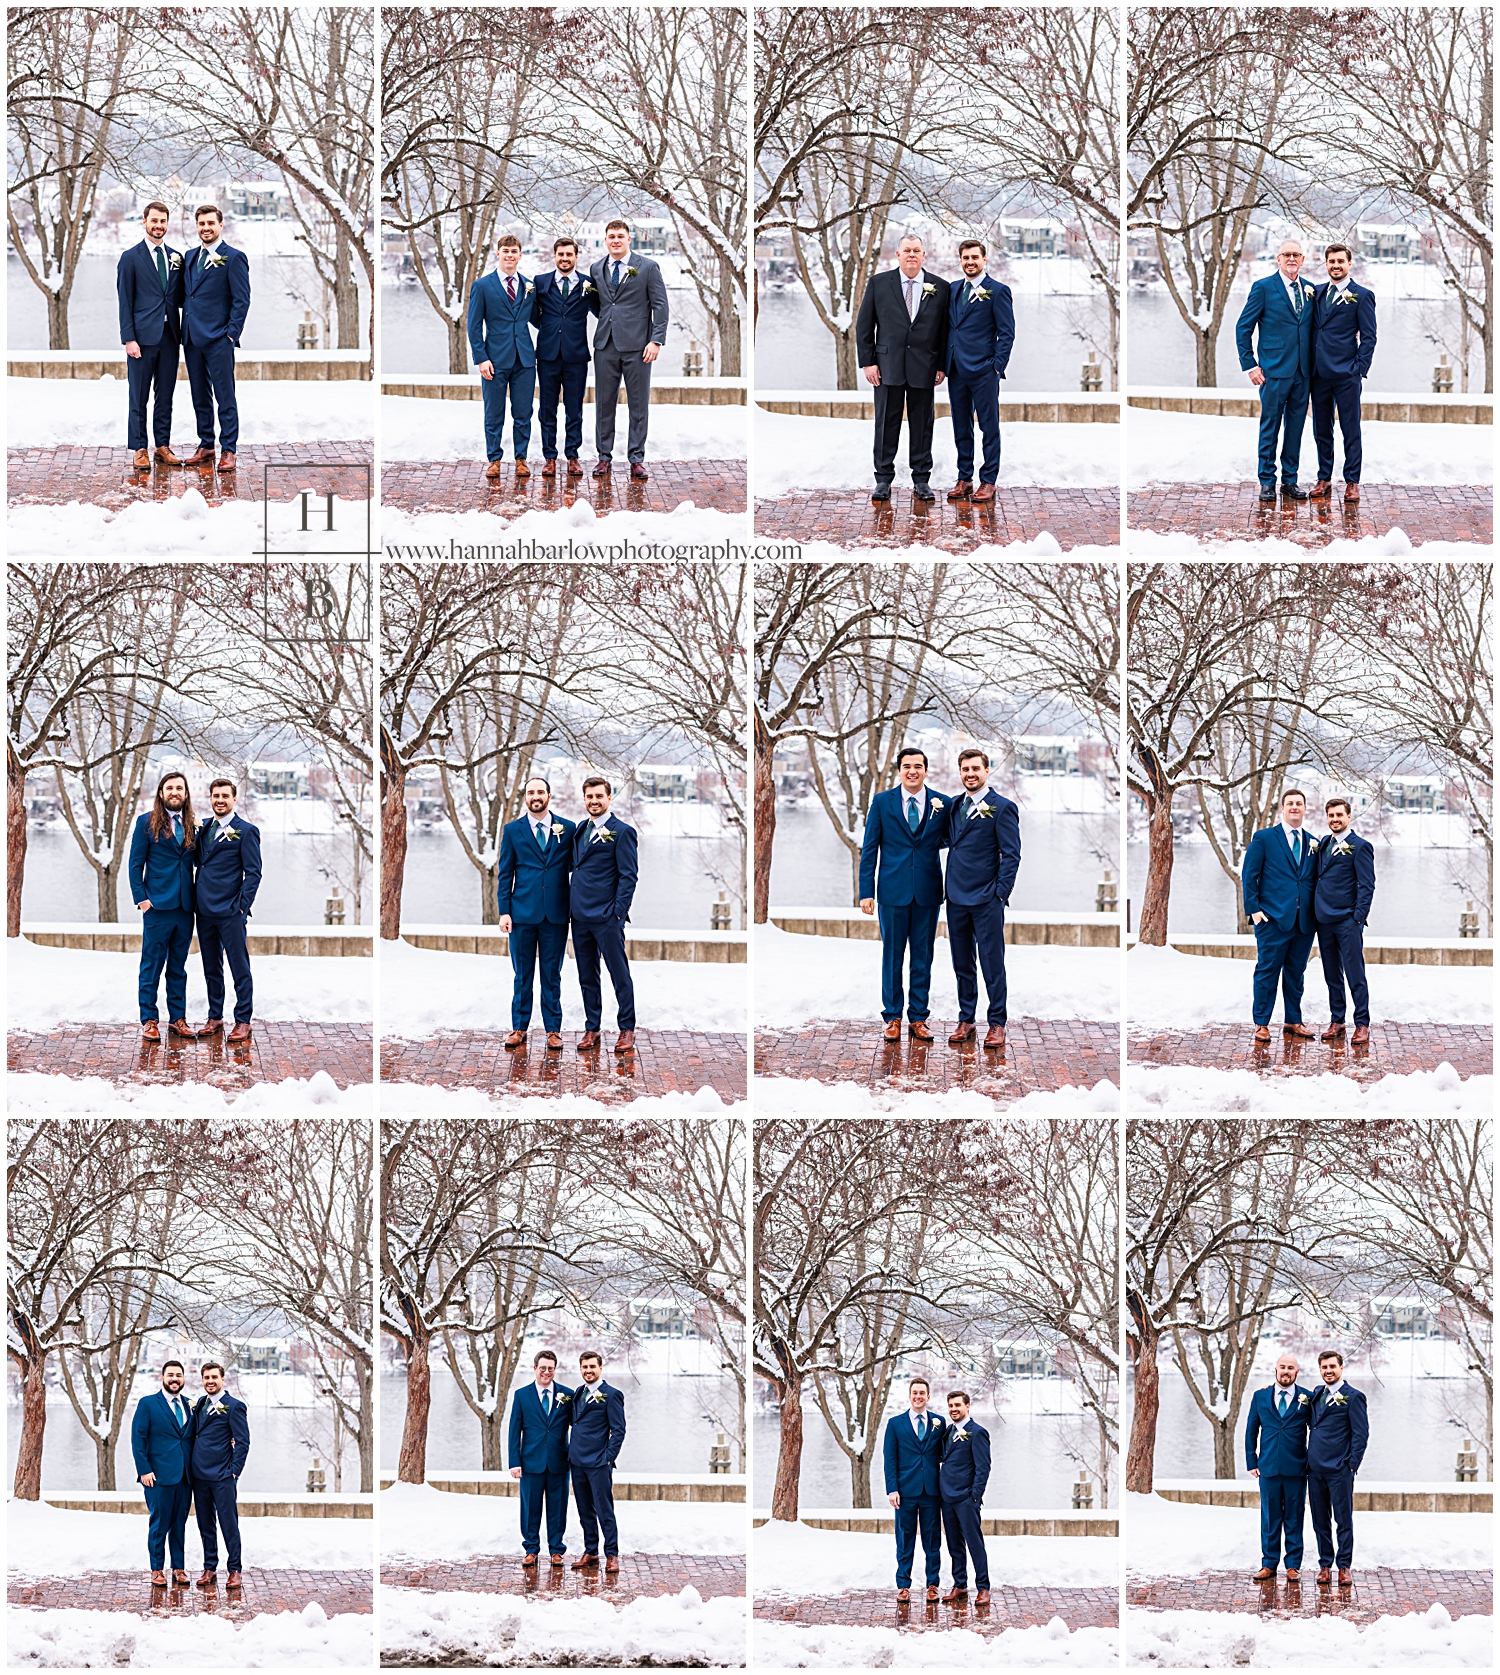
[7,443,372,507]
[8,1568,373,1619]
[8,1022,374,1091]
[1127,483,1491,547]
[382,1553,745,1602]
[382,460,746,517]
[757,1584,1118,1635]
[1128,1022,1493,1083]
[754,487,1120,551]
[1129,1567,1493,1627]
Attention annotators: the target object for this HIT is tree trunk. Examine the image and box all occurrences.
[380,728,408,940]
[1136,790,1175,945]
[1212,1416,1236,1479]
[1194,327,1216,387]
[1125,1296,1159,1496]
[46,288,71,351]
[95,1433,117,1490]
[8,743,27,937]
[480,861,499,926]
[850,1449,872,1509]
[336,224,360,349]
[753,713,776,924]
[835,327,858,391]
[480,1407,506,1471]
[719,266,741,376]
[96,858,120,923]
[12,1356,48,1499]
[771,1378,803,1521]
[357,1362,375,1493]
[397,1331,431,1484]
[448,314,468,376]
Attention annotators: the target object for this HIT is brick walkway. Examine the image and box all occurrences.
[8,1568,373,1619]
[754,487,1120,551]
[1128,1021,1493,1084]
[7,443,372,508]
[757,1585,1117,1636]
[383,1553,744,1602]
[8,1022,374,1091]
[1129,1567,1493,1627]
[1127,483,1491,547]
[381,1029,746,1104]
[754,1019,1119,1104]
[382,459,746,517]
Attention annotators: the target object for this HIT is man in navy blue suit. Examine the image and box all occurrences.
[129,1359,196,1585]
[530,237,593,477]
[945,240,1014,504]
[859,748,950,1042]
[1314,796,1377,1046]
[1235,238,1317,502]
[567,1351,626,1572]
[1307,1349,1368,1585]
[497,776,576,1052]
[193,778,262,1043]
[882,1376,947,1601]
[1244,1352,1313,1581]
[507,1348,574,1567]
[129,771,199,1044]
[469,233,538,480]
[116,201,185,469]
[1309,243,1377,503]
[570,776,638,1055]
[180,205,250,473]
[190,1361,250,1589]
[944,748,1021,1051]
[1241,788,1319,1043]
[938,1390,991,1603]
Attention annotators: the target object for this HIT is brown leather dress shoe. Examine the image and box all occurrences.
[227,1021,252,1042]
[542,459,557,477]
[141,1020,161,1041]
[613,1030,636,1054]
[925,1584,939,1601]
[948,1021,976,1045]
[1351,1025,1370,1045]
[151,1570,167,1586]
[883,1019,901,1041]
[592,461,612,477]
[1252,1566,1275,1581]
[970,482,996,502]
[1343,484,1360,501]
[155,445,182,465]
[577,1030,601,1052]
[504,1030,527,1049]
[1254,1024,1272,1042]
[908,1020,934,1041]
[605,1555,620,1573]
[216,451,236,472]
[1283,1021,1314,1037]
[1321,1022,1346,1041]
[168,1018,196,1040]
[551,1552,565,1567]
[198,1017,224,1037]
[572,1552,598,1569]
[172,1569,189,1586]
[984,1025,1006,1049]
[133,448,152,468]
[1316,1566,1331,1585]
[567,458,583,476]
[1308,479,1332,498]
[522,1553,538,1568]
[947,480,972,501]
[1286,1569,1300,1583]
[546,1032,564,1051]
[485,460,503,479]
[226,1572,242,1588]
[630,463,649,480]
[943,1585,967,1601]
[896,1587,911,1601]
[1338,1567,1351,1584]
[514,459,531,478]
[197,1570,217,1588]
[185,447,215,466]
[973,1588,990,1604]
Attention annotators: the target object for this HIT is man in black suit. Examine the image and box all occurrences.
[855,234,950,503]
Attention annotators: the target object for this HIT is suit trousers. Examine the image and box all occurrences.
[941,1496,990,1588]
[572,919,635,1031]
[193,1474,242,1571]
[537,357,587,458]
[198,911,253,1024]
[1307,1469,1355,1568]
[1255,373,1309,488]
[893,1495,942,1588]
[1258,1474,1306,1569]
[481,362,535,460]
[1311,375,1363,483]
[183,335,239,450]
[947,368,1001,483]
[1250,920,1314,1026]
[571,1463,619,1555]
[947,897,1008,1025]
[138,906,194,1022]
[509,921,568,1032]
[1318,916,1369,1026]
[872,383,935,485]
[593,342,653,462]
[519,1467,570,1554]
[877,903,940,1022]
[143,1477,192,1571]
[126,336,179,449]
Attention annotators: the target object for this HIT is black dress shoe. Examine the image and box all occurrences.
[1281,482,1309,500]
[1258,487,1277,502]
[912,483,936,502]
[871,484,892,502]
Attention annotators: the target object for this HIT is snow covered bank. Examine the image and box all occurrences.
[7,1073,373,1111]
[8,1603,371,1668]
[1126,1065,1491,1112]
[752,1078,1119,1113]
[8,494,371,558]
[756,1619,1119,1668]
[382,499,747,551]
[1124,528,1484,558]
[383,395,747,462]
[379,1083,744,1113]
[1126,1604,1490,1668]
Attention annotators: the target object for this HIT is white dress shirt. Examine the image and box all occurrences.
[1279,818,1307,860]
[902,787,928,827]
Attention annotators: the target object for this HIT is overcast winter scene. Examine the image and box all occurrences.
[754,6,1121,556]
[379,1117,746,1667]
[1126,562,1492,1111]
[1126,1118,1492,1668]
[7,7,374,557]
[753,1118,1118,1667]
[7,563,374,1111]
[380,6,747,550]
[1126,6,1492,553]
[379,563,746,1110]
[754,561,1120,1111]
[8,1117,374,1667]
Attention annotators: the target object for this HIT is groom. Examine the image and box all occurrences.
[856,235,949,503]
[193,778,262,1042]
[1235,238,1316,502]
[1310,243,1377,503]
[945,240,1014,503]
[181,205,251,473]
[497,776,576,1051]
[190,1361,250,1589]
[1314,797,1376,1046]
[588,219,669,479]
[116,201,185,468]
[568,1351,627,1573]
[530,237,594,476]
[1241,789,1319,1043]
[944,749,1021,1051]
[1307,1350,1368,1586]
[570,776,638,1056]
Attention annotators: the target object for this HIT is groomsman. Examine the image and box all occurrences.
[1244,1352,1313,1582]
[507,1349,574,1567]
[1241,788,1319,1043]
[129,1359,195,1586]
[1235,238,1316,502]
[882,1376,946,1602]
[945,240,1014,503]
[497,776,576,1051]
[944,749,1021,1051]
[469,233,538,478]
[128,771,199,1043]
[588,220,669,479]
[116,200,185,468]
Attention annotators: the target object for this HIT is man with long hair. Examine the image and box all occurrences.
[128,770,199,1041]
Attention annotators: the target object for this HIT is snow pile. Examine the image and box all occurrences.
[380,1082,744,1114]
[379,1585,745,1668]
[382,498,747,548]
[1127,1065,1491,1112]
[752,1078,1119,1113]
[8,494,372,558]
[383,394,747,462]
[1127,1604,1491,1668]
[6,1073,373,1111]
[755,1619,1119,1667]
[1125,528,1482,559]
[8,1602,371,1667]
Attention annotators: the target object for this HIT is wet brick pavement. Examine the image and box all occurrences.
[383,1553,744,1602]
[1128,1021,1493,1084]
[754,487,1120,551]
[1127,483,1491,547]
[8,1022,374,1091]
[1129,1567,1493,1627]
[7,443,372,509]
[382,460,747,518]
[757,1584,1118,1635]
[9,1568,373,1619]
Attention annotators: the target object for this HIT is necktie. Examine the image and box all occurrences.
[535,821,547,850]
[1291,281,1302,317]
[1292,831,1301,866]
[543,1389,551,1416]
[904,278,917,321]
[172,812,182,845]
[559,276,568,299]
[173,1396,184,1428]
[156,246,169,290]
[613,261,622,288]
[1278,1390,1287,1416]
[907,797,920,832]
[506,274,516,303]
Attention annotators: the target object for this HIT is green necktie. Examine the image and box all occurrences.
[560,277,568,299]
[156,246,169,290]
[1291,282,1302,317]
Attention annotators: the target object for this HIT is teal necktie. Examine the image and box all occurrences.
[1293,831,1301,867]
[543,1389,551,1416]
[916,1414,925,1440]
[907,797,920,832]
[1278,1390,1287,1416]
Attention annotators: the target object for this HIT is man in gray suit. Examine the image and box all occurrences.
[588,218,669,480]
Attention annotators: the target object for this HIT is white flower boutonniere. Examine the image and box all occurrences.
[955,1427,970,1441]
[625,266,638,280]
[922,283,937,296]
[1296,1393,1309,1406]
[581,280,595,295]
[557,1393,571,1405]
[168,252,183,270]
[930,797,944,810]
[523,280,533,296]
[592,828,616,843]
[1327,1391,1347,1407]
[204,251,226,270]
[551,822,565,837]
[215,826,241,844]
[1305,835,1319,851]
[973,288,991,300]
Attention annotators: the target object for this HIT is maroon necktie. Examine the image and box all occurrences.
[506,275,516,303]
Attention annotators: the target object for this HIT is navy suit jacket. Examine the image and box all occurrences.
[181,243,251,347]
[938,1415,991,1503]
[1241,825,1317,935]
[1236,273,1316,380]
[944,788,1021,908]
[507,1380,574,1474]
[130,1389,196,1486]
[946,274,1015,379]
[1314,828,1375,927]
[468,270,538,372]
[189,1391,250,1481]
[530,270,594,363]
[1243,1383,1313,1477]
[117,240,184,347]
[129,811,196,914]
[569,814,638,922]
[497,813,575,925]
[883,1409,946,1500]
[858,786,949,908]
[566,1379,626,1470]
[194,814,262,918]
[1312,280,1377,381]
[1307,1382,1369,1476]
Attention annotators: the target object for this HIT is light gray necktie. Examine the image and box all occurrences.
[904,277,918,321]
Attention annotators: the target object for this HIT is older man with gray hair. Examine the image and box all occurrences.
[855,234,950,504]
[1234,238,1318,503]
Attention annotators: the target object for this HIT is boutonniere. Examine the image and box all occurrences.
[972,287,991,300]
[930,797,944,810]
[204,250,226,269]
[215,826,241,843]
[581,280,595,294]
[954,1427,970,1441]
[586,1388,607,1402]
[1296,1393,1309,1406]
[1305,835,1319,850]
[1326,1391,1347,1407]
[207,1397,227,1416]
[556,1393,570,1404]
[550,822,565,837]
[592,828,616,843]
[168,252,183,269]
[922,283,937,296]
[620,266,638,281]
[1332,837,1352,854]
[523,280,533,296]
[971,803,995,819]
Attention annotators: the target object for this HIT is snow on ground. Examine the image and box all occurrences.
[9,1603,372,1668]
[7,494,372,558]
[7,377,372,448]
[752,1078,1119,1113]
[380,935,745,1037]
[6,935,371,1030]
[382,499,747,552]
[1126,529,1483,558]
[755,409,1121,496]
[756,923,1118,1029]
[1128,1604,1491,1668]
[379,1586,745,1668]
[1127,1065,1491,1112]
[383,394,747,462]
[756,1620,1119,1668]
[380,1482,743,1563]
[7,1073,373,1111]
[379,1083,744,1113]
[1127,943,1491,1028]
